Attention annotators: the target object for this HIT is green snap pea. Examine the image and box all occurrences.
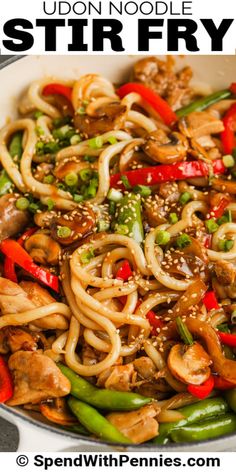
[9,132,23,159]
[153,397,229,443]
[59,364,151,411]
[176,89,231,118]
[68,397,131,444]
[170,414,236,443]
[63,423,90,436]
[115,193,144,244]
[225,388,236,413]
[0,170,13,196]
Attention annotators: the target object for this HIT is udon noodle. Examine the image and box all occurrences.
[1,56,236,445]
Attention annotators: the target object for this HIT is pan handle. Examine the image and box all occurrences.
[0,407,103,452]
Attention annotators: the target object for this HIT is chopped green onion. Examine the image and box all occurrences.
[107,188,123,202]
[77,106,86,115]
[0,170,13,196]
[176,316,194,345]
[108,136,118,145]
[156,230,171,246]
[15,197,29,211]
[121,175,131,189]
[97,220,110,232]
[80,248,95,264]
[89,136,103,149]
[176,234,192,248]
[70,134,81,146]
[109,200,116,215]
[46,198,55,211]
[83,155,96,163]
[86,178,98,198]
[52,116,72,128]
[169,212,179,225]
[79,169,92,182]
[34,110,44,119]
[115,224,129,235]
[28,202,40,214]
[65,172,79,187]
[43,174,55,184]
[73,194,84,203]
[35,126,44,136]
[133,185,152,197]
[36,141,59,155]
[223,154,235,168]
[217,214,229,225]
[218,239,234,252]
[179,192,191,205]
[205,218,219,234]
[57,226,72,239]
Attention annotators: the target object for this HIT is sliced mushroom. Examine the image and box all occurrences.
[54,159,94,180]
[24,232,61,265]
[179,111,224,139]
[50,205,96,246]
[40,398,77,426]
[0,193,29,242]
[74,102,126,138]
[143,129,188,164]
[167,342,212,385]
[34,211,58,228]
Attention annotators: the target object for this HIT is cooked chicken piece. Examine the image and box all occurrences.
[0,278,68,330]
[135,380,172,400]
[133,357,156,379]
[107,403,160,443]
[144,195,167,227]
[19,281,68,330]
[179,111,224,139]
[7,351,70,406]
[74,102,126,138]
[133,56,193,110]
[0,327,37,354]
[0,193,29,242]
[214,260,236,286]
[159,182,180,204]
[143,129,188,164]
[97,364,135,391]
[168,342,212,385]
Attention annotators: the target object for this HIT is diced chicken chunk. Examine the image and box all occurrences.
[107,403,160,443]
[133,357,156,379]
[7,351,71,406]
[0,327,37,354]
[214,260,236,286]
[97,364,135,391]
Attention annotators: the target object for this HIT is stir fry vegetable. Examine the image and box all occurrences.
[176,88,232,118]
[0,356,13,403]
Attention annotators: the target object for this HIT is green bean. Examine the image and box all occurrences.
[153,397,229,443]
[170,414,236,443]
[225,388,236,413]
[9,132,23,159]
[59,363,151,411]
[0,170,13,196]
[176,89,231,118]
[68,397,131,444]
[63,424,90,436]
[115,193,144,244]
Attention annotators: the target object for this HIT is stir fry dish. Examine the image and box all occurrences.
[1,56,236,445]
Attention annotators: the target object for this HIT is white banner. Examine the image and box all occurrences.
[0,452,236,471]
[0,0,235,54]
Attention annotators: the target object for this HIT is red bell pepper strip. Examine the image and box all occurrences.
[0,239,59,292]
[214,376,236,390]
[110,159,226,189]
[117,83,177,126]
[187,375,214,400]
[146,310,164,336]
[221,103,236,154]
[208,196,231,219]
[203,291,220,311]
[203,234,212,249]
[42,83,72,102]
[3,228,38,283]
[116,260,133,281]
[230,83,236,95]
[0,356,13,403]
[217,331,236,348]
